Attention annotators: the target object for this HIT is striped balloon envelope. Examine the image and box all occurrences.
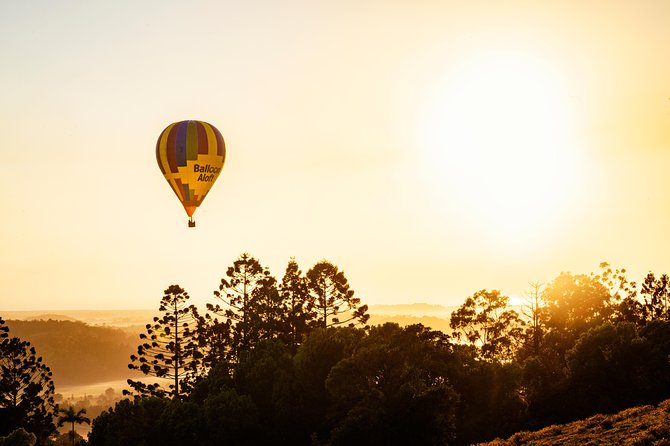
[156,120,226,227]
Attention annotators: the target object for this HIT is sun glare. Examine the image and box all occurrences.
[420,49,584,246]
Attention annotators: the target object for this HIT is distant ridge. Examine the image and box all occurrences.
[368,303,455,316]
[25,313,81,322]
[1,306,457,336]
[365,304,456,333]
[2,305,457,325]
[1,310,156,327]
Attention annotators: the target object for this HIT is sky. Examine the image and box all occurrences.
[1,0,669,311]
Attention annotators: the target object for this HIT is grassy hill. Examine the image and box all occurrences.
[479,399,670,446]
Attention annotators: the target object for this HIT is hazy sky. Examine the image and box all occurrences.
[1,0,669,310]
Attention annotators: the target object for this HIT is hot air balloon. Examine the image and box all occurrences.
[156,120,226,227]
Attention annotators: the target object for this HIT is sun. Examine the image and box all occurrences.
[420,49,584,247]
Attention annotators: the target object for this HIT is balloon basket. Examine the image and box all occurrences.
[188,218,196,228]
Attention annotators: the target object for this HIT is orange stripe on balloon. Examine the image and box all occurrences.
[215,126,225,158]
[202,122,217,157]
[186,121,198,161]
[157,122,177,177]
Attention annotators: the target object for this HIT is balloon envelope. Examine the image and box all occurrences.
[156,120,225,218]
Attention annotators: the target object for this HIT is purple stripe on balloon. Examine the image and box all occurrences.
[197,122,208,155]
[166,126,178,173]
[175,121,188,166]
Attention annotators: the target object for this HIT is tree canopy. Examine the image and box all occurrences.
[127,285,206,399]
[0,317,57,444]
[75,258,670,444]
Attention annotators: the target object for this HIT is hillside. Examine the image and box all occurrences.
[479,399,670,445]
[3,318,142,386]
[367,303,455,316]
[2,306,459,334]
[367,313,453,333]
[1,310,156,328]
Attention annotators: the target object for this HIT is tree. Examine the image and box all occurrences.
[248,275,284,344]
[544,271,612,335]
[325,324,458,446]
[449,289,525,361]
[0,318,7,341]
[57,406,90,446]
[51,432,84,446]
[520,282,547,358]
[0,318,57,442]
[0,428,36,446]
[595,262,644,324]
[595,262,636,304]
[639,320,670,397]
[208,253,281,356]
[565,322,649,415]
[88,398,170,446]
[305,260,369,329]
[449,351,526,443]
[199,388,261,445]
[127,285,205,399]
[278,258,314,351]
[292,327,365,442]
[199,316,232,369]
[639,272,670,321]
[537,270,617,378]
[89,389,262,446]
[232,340,298,443]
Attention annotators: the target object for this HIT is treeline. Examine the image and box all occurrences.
[4,319,140,386]
[124,254,370,398]
[4,256,670,445]
[89,258,670,445]
[55,389,124,429]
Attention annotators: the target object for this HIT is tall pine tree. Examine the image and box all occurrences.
[305,260,369,329]
[278,258,314,350]
[127,285,206,399]
[208,253,282,357]
[0,317,57,442]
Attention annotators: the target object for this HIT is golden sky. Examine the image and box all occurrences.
[1,0,669,310]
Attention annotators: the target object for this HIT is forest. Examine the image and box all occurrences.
[2,255,670,445]
[3,320,140,386]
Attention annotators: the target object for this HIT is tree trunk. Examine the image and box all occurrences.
[174,299,179,399]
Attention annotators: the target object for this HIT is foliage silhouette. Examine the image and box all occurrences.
[82,259,670,445]
[87,398,170,446]
[0,428,36,446]
[4,319,139,386]
[450,289,525,361]
[306,260,369,329]
[325,323,458,445]
[519,282,547,358]
[126,285,206,399]
[278,258,314,351]
[0,318,57,444]
[640,272,670,321]
[57,406,90,446]
[208,253,281,358]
